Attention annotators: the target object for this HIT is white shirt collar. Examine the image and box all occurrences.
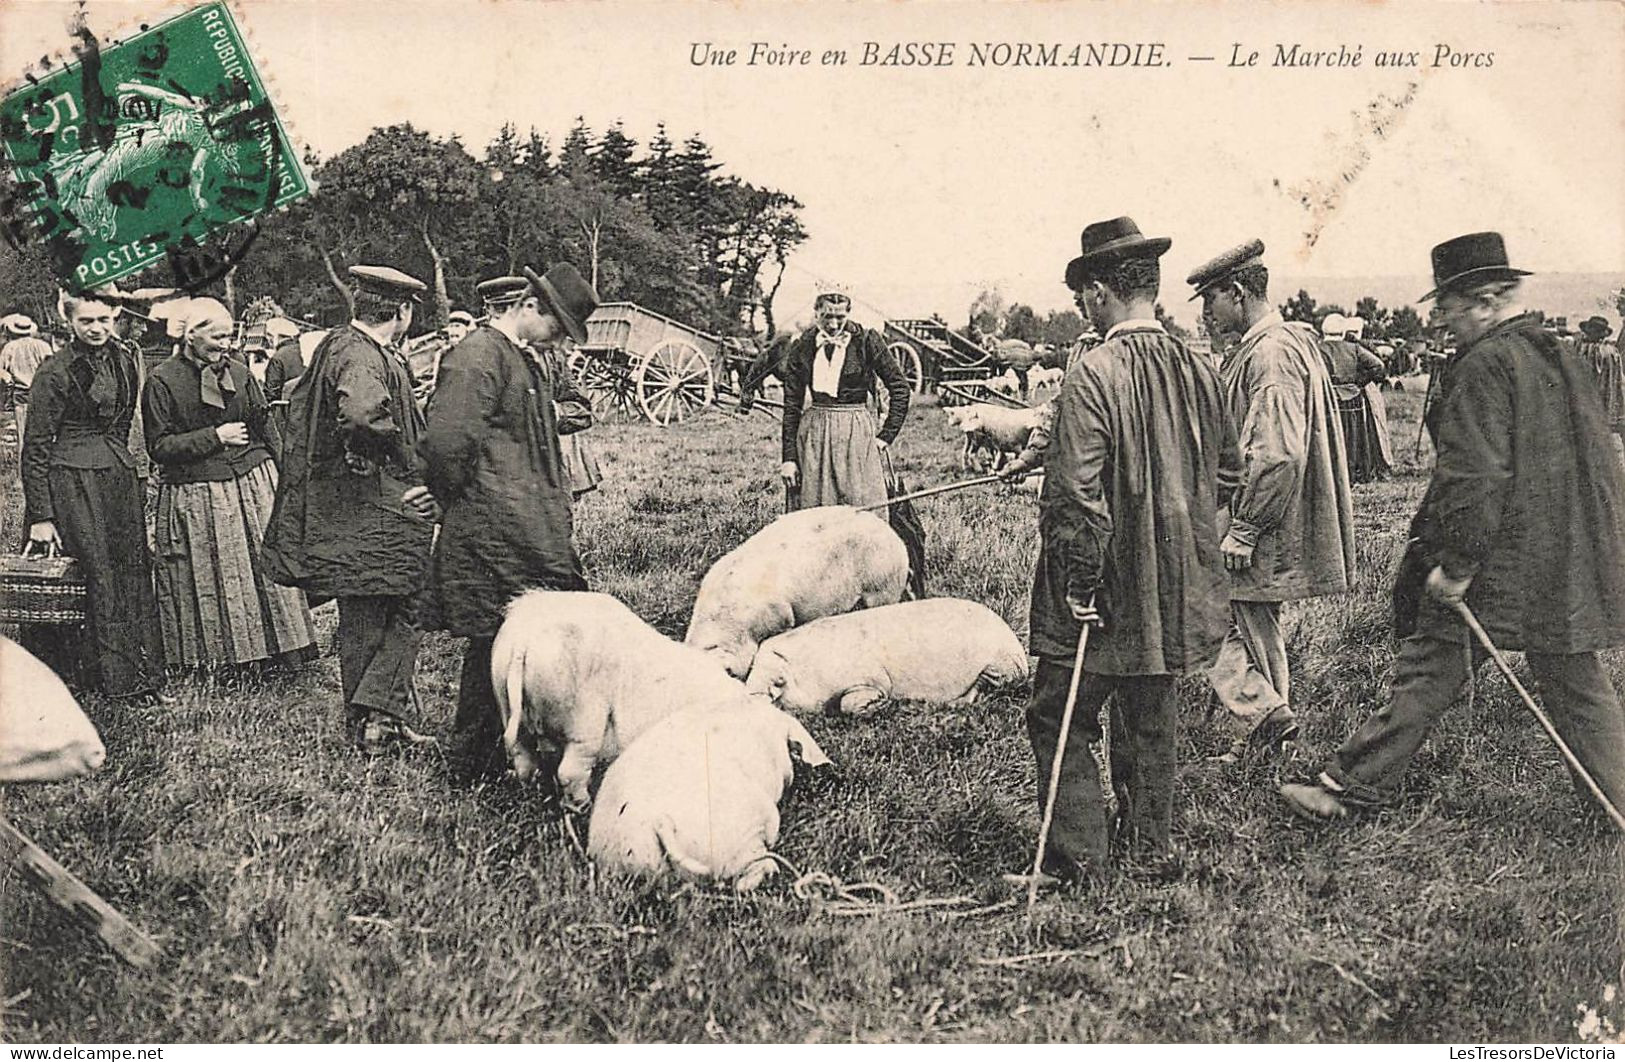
[1103,318,1165,342]
[1240,310,1285,347]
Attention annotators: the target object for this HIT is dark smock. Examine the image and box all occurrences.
[1030,325,1239,674]
[1397,314,1625,653]
[419,326,590,638]
[20,336,162,696]
[262,324,433,598]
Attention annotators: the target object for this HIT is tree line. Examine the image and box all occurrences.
[0,119,809,340]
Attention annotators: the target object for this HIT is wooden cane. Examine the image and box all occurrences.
[1025,603,1095,913]
[0,815,161,967]
[1454,602,1625,833]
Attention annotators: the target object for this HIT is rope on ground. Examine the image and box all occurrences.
[770,855,1011,918]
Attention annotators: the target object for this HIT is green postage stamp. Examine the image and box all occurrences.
[0,1,309,290]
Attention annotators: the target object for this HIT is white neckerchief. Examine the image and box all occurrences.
[811,328,853,397]
[1103,318,1165,342]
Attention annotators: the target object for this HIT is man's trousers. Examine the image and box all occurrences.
[335,595,422,727]
[1208,599,1294,738]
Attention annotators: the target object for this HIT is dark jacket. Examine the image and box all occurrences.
[419,326,590,638]
[21,337,140,525]
[261,323,433,597]
[262,336,307,404]
[1031,324,1239,674]
[1398,314,1625,653]
[780,322,910,462]
[142,355,279,483]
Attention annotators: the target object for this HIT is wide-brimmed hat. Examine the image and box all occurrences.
[0,313,37,337]
[1064,216,1171,290]
[1579,315,1613,340]
[523,264,599,344]
[1420,232,1530,301]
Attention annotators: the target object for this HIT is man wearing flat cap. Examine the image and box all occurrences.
[420,264,597,785]
[1284,232,1625,825]
[263,264,437,754]
[1,313,54,446]
[1021,217,1238,881]
[1188,238,1354,762]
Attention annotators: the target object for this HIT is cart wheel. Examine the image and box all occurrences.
[888,342,924,393]
[576,351,638,421]
[636,340,714,425]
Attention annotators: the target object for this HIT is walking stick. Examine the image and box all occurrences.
[1414,359,1439,461]
[1023,600,1094,913]
[1453,601,1625,833]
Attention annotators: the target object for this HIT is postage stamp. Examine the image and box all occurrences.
[0,1,309,291]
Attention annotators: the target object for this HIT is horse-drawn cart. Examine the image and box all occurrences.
[570,302,743,425]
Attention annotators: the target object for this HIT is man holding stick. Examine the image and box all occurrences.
[1283,233,1625,824]
[1020,217,1238,882]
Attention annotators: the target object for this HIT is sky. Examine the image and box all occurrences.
[2,0,1621,328]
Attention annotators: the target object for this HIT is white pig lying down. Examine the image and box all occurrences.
[685,506,909,679]
[745,598,1029,716]
[587,700,830,891]
[0,635,105,784]
[491,589,748,809]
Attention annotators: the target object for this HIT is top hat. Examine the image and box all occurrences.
[523,264,600,345]
[1064,216,1171,290]
[1420,232,1530,301]
[348,265,427,303]
[1185,238,1266,301]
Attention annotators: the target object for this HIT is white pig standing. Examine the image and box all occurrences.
[587,700,830,891]
[491,590,746,808]
[0,635,105,784]
[685,506,909,678]
[745,598,1029,716]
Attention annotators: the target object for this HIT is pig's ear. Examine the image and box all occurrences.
[785,716,831,768]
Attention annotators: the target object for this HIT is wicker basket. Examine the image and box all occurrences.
[0,548,87,625]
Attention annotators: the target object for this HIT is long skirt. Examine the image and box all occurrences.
[154,460,317,669]
[19,464,164,696]
[795,402,888,509]
[1339,393,1391,482]
[563,431,602,498]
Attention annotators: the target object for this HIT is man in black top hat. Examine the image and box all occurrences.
[264,265,437,754]
[1283,232,1625,825]
[420,264,598,785]
[1020,216,1236,881]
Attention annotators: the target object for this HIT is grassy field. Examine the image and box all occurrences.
[1,381,1621,1043]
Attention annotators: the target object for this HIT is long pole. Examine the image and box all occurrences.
[1454,601,1625,833]
[855,474,1005,512]
[1027,612,1093,912]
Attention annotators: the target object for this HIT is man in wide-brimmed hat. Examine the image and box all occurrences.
[263,265,437,755]
[1574,314,1623,444]
[0,313,53,445]
[419,264,597,785]
[1283,232,1625,825]
[1018,216,1238,882]
[1188,239,1355,763]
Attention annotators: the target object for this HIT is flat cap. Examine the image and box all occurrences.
[1186,238,1265,301]
[348,265,427,302]
[447,309,476,326]
[476,276,532,307]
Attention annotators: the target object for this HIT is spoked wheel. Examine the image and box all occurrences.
[635,340,714,425]
[888,341,925,393]
[574,350,638,421]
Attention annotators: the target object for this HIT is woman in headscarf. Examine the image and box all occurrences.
[778,285,911,509]
[142,297,317,673]
[21,291,165,701]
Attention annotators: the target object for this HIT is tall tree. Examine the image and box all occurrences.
[1280,288,1318,323]
[592,122,640,197]
[558,117,594,177]
[967,288,1007,337]
[1003,303,1043,343]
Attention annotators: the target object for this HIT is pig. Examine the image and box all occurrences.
[1029,365,1065,391]
[0,635,105,784]
[491,589,747,808]
[944,402,1047,471]
[685,506,909,679]
[745,598,1030,716]
[587,700,830,891]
